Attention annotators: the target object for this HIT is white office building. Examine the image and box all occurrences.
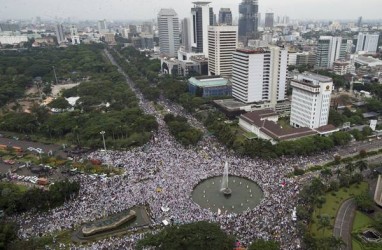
[97,19,108,34]
[70,25,80,45]
[191,1,213,55]
[315,36,346,69]
[158,9,180,57]
[208,25,238,78]
[232,46,288,105]
[356,33,379,53]
[290,73,333,129]
[55,24,65,44]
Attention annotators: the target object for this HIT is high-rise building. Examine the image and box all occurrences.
[98,19,108,34]
[219,8,232,25]
[265,13,274,28]
[356,33,380,53]
[70,25,80,45]
[191,1,214,55]
[232,46,288,105]
[290,73,333,129]
[55,24,65,44]
[357,16,362,27]
[158,9,180,57]
[238,0,259,44]
[208,25,238,78]
[181,18,192,52]
[315,36,346,69]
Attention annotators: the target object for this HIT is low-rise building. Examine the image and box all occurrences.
[188,76,231,97]
[239,109,317,144]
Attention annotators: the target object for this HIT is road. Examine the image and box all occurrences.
[333,198,356,250]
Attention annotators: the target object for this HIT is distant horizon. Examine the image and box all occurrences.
[1,0,382,22]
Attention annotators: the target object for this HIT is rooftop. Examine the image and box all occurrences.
[235,48,267,54]
[158,8,178,16]
[300,72,333,83]
[189,76,230,87]
[241,110,317,141]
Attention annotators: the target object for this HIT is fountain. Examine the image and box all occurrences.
[220,162,232,196]
[191,162,264,213]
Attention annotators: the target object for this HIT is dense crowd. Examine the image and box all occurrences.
[13,50,382,250]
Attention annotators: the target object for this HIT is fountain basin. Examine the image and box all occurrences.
[192,175,263,214]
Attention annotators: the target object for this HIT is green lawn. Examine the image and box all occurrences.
[351,211,382,250]
[353,211,374,231]
[310,182,368,238]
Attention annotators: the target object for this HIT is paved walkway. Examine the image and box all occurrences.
[333,198,356,250]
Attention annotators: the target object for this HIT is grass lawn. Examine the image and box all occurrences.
[351,211,382,250]
[310,182,368,238]
[353,211,374,231]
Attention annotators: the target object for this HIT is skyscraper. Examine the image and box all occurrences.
[208,25,238,78]
[181,18,192,52]
[55,24,65,44]
[357,16,363,27]
[315,36,346,69]
[265,13,274,28]
[356,33,380,53]
[218,8,232,25]
[238,0,259,44]
[191,1,214,55]
[158,9,180,57]
[98,19,108,34]
[232,46,288,105]
[290,73,333,129]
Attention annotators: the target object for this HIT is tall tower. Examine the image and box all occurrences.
[357,16,363,28]
[98,19,108,34]
[191,1,214,55]
[265,13,274,28]
[55,24,65,44]
[238,0,259,44]
[181,18,192,52]
[232,46,288,105]
[218,8,232,25]
[158,9,180,57]
[315,36,346,69]
[356,33,380,53]
[208,25,238,78]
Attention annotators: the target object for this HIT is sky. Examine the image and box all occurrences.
[1,0,381,21]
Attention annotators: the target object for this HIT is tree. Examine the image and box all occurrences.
[355,192,374,212]
[136,221,235,250]
[248,239,280,250]
[47,97,71,110]
[345,163,356,174]
[320,168,333,182]
[355,160,368,173]
[359,149,367,158]
[317,214,331,235]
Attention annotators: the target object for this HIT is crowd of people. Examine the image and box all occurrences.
[13,50,382,250]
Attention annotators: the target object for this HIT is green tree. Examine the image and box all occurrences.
[248,239,280,250]
[355,192,374,212]
[136,221,235,250]
[48,97,71,110]
[317,214,331,235]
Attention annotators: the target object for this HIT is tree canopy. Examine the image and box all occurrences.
[136,221,235,250]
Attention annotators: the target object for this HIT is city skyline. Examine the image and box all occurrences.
[1,0,382,21]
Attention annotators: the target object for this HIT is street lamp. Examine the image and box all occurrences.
[100,131,106,151]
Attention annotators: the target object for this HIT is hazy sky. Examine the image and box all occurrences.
[1,0,381,21]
